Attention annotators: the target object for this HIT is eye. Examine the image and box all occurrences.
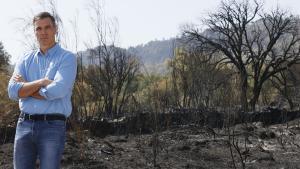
[35,27,41,31]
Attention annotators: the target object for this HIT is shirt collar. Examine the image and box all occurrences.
[36,43,60,56]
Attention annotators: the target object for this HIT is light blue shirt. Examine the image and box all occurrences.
[8,44,77,117]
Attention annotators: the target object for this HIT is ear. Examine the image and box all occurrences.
[54,25,58,33]
[55,25,59,39]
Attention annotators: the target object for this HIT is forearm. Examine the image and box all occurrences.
[40,54,77,100]
[18,79,44,98]
[31,90,45,99]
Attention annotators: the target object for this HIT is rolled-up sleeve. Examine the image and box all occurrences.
[7,58,25,101]
[39,53,77,100]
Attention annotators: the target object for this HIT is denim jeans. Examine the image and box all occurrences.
[13,117,66,169]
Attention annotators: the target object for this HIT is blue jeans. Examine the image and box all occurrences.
[13,118,66,169]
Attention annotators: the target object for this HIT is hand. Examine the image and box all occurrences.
[41,77,53,86]
[31,91,45,99]
[13,74,26,83]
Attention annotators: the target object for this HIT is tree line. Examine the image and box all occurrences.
[2,0,300,122]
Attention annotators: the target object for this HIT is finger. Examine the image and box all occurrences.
[13,77,24,82]
[14,75,21,78]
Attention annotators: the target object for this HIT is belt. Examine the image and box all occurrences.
[20,112,66,121]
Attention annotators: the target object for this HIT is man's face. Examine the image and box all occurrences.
[34,17,57,48]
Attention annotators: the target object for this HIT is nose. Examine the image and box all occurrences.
[41,28,47,34]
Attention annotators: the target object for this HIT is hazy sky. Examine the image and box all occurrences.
[1,0,300,63]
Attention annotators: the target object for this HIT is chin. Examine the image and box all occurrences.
[40,41,50,45]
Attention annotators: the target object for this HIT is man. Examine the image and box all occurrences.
[8,12,77,169]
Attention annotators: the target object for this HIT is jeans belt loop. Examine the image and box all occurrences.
[20,112,25,119]
[44,114,47,121]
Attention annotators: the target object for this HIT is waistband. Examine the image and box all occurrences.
[20,112,66,121]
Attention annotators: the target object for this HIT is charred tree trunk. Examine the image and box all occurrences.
[240,71,249,112]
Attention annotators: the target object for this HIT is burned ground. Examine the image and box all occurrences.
[1,109,300,169]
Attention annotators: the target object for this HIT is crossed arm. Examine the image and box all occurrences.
[8,53,77,101]
[13,74,53,100]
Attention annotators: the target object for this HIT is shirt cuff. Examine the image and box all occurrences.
[39,87,48,99]
[13,82,24,100]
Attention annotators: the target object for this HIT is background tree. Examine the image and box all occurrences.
[0,41,16,121]
[169,45,232,109]
[183,0,300,111]
[269,67,300,110]
[0,42,10,72]
[84,47,140,118]
[78,0,140,119]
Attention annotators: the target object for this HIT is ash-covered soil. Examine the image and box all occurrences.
[1,120,300,169]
